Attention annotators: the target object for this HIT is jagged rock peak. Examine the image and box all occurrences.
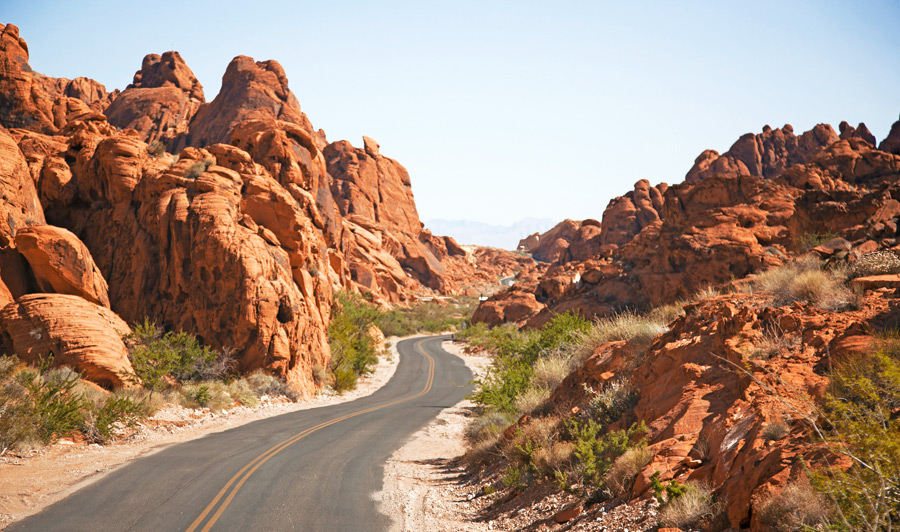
[131,51,204,101]
[686,123,838,182]
[838,120,876,146]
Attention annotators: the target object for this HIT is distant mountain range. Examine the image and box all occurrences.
[424,218,556,250]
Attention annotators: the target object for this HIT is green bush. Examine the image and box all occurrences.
[557,419,645,491]
[328,292,381,392]
[83,393,147,444]
[809,347,900,530]
[126,319,233,392]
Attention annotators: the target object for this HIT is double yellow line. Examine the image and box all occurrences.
[184,339,435,532]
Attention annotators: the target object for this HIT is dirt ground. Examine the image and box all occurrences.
[379,340,494,531]
[0,337,408,529]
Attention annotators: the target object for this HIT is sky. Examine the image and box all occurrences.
[6,1,900,226]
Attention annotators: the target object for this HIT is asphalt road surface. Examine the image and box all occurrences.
[8,335,473,532]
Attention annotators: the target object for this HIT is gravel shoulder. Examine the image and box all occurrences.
[0,336,411,530]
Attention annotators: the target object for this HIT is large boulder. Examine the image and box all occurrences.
[0,293,134,389]
[14,224,110,307]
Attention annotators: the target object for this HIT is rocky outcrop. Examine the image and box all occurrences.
[105,52,204,147]
[0,294,135,389]
[685,123,838,182]
[325,136,468,296]
[879,118,900,155]
[14,224,109,307]
[179,56,316,150]
[518,219,603,264]
[599,179,667,248]
[838,120,876,146]
[547,291,895,530]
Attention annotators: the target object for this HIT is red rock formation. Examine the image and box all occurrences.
[0,294,135,389]
[547,291,896,530]
[879,118,900,155]
[838,120,876,146]
[685,123,838,182]
[325,136,471,296]
[180,56,316,150]
[14,224,109,307]
[105,52,205,147]
[518,219,604,264]
[599,179,667,248]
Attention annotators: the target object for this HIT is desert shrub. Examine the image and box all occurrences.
[752,257,854,311]
[180,381,233,411]
[17,364,86,444]
[657,481,721,529]
[226,379,258,408]
[533,441,575,477]
[82,393,147,444]
[554,420,646,492]
[147,140,165,157]
[375,297,477,337]
[513,386,551,415]
[851,250,900,278]
[809,348,900,530]
[465,410,516,445]
[532,353,574,391]
[502,464,528,491]
[750,323,799,360]
[604,445,653,498]
[471,312,589,414]
[761,418,790,441]
[798,232,839,253]
[126,320,233,391]
[757,480,830,532]
[328,291,381,391]
[585,379,638,426]
[183,157,214,179]
[569,310,667,363]
[245,371,299,401]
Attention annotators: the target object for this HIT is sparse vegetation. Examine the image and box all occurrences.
[798,232,839,253]
[657,481,721,530]
[757,480,830,532]
[752,256,854,310]
[603,445,652,498]
[375,297,477,337]
[147,140,166,157]
[0,356,148,452]
[183,157,214,179]
[761,418,790,441]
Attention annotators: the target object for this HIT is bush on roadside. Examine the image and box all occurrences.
[756,480,830,532]
[657,481,721,530]
[375,297,477,337]
[328,291,381,392]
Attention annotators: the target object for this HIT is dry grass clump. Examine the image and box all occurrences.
[513,386,551,415]
[761,418,791,441]
[851,250,900,278]
[245,371,300,401]
[752,257,854,311]
[603,445,652,497]
[751,323,799,360]
[756,481,830,531]
[465,411,515,445]
[571,311,668,362]
[586,379,638,425]
[532,354,574,391]
[658,482,721,529]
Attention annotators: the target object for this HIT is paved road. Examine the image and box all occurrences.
[8,335,472,532]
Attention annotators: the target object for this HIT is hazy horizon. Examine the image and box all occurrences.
[6,0,899,226]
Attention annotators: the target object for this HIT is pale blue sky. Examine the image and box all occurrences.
[6,1,900,225]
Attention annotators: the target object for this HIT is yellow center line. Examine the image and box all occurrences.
[185,338,436,532]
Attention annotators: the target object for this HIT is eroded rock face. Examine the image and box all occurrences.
[180,56,315,150]
[0,294,134,389]
[685,123,838,182]
[879,119,900,155]
[14,224,109,307]
[547,292,897,530]
[599,179,667,248]
[105,52,205,147]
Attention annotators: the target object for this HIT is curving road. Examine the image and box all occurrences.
[8,335,472,532]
